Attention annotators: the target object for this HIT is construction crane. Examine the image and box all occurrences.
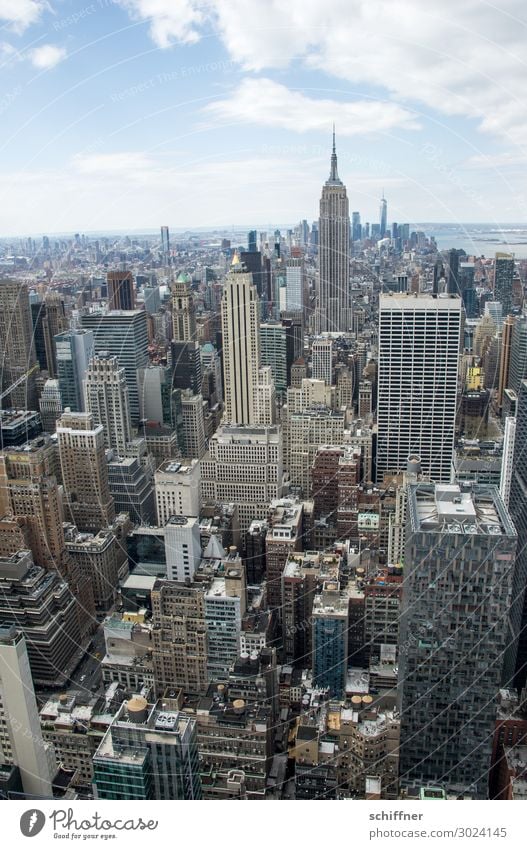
[0,363,39,404]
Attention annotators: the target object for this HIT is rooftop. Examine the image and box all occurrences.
[408,482,516,537]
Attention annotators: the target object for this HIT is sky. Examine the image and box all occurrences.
[1,0,527,234]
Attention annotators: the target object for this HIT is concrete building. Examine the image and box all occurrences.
[201,424,284,539]
[500,416,516,508]
[155,459,200,525]
[377,294,461,482]
[93,696,201,800]
[107,454,155,525]
[151,580,208,695]
[0,625,55,797]
[265,499,303,612]
[64,525,125,614]
[57,410,115,532]
[171,274,197,342]
[399,482,517,797]
[85,353,132,454]
[494,252,515,317]
[165,515,201,582]
[312,337,333,386]
[255,366,276,425]
[221,254,261,425]
[180,389,206,459]
[285,257,304,312]
[39,378,63,433]
[0,551,83,688]
[107,270,135,311]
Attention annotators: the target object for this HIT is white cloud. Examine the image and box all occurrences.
[72,152,155,174]
[117,0,205,48]
[203,77,420,136]
[0,0,49,32]
[29,44,66,69]
[119,0,527,146]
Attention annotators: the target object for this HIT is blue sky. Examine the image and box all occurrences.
[1,0,527,234]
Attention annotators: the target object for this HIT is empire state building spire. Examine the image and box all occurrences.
[329,123,340,183]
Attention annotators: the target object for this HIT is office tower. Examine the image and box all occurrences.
[500,416,516,508]
[508,381,527,689]
[171,273,196,341]
[107,455,155,525]
[285,257,304,312]
[248,230,257,252]
[0,279,38,409]
[0,551,83,688]
[352,211,361,242]
[65,524,125,613]
[55,329,94,412]
[498,315,515,413]
[31,294,68,378]
[155,459,200,525]
[485,300,503,329]
[80,310,148,424]
[494,252,515,317]
[221,254,261,425]
[201,342,223,403]
[142,285,161,314]
[201,424,284,538]
[379,192,387,238]
[265,499,303,611]
[291,358,307,388]
[312,337,333,385]
[151,580,208,694]
[93,697,201,800]
[254,366,276,425]
[376,294,461,483]
[57,410,115,532]
[316,131,351,332]
[240,251,264,302]
[161,224,170,265]
[0,625,55,797]
[107,270,135,311]
[433,259,444,294]
[171,339,202,395]
[312,581,349,697]
[39,378,63,433]
[285,407,346,496]
[138,364,179,426]
[446,248,461,295]
[205,556,246,681]
[508,314,527,396]
[165,515,201,582]
[399,482,516,797]
[180,389,206,459]
[260,323,288,398]
[85,353,132,454]
[459,261,477,317]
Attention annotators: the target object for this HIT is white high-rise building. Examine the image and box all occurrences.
[377,294,462,483]
[255,366,276,425]
[221,254,261,425]
[201,424,284,536]
[0,625,56,796]
[285,258,304,312]
[164,515,202,582]
[500,415,517,507]
[312,337,333,386]
[85,353,132,454]
[155,459,201,525]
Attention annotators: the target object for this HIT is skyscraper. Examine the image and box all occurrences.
[0,279,38,409]
[376,294,461,482]
[316,130,351,333]
[379,192,387,238]
[494,252,515,317]
[107,270,135,311]
[311,337,333,386]
[57,410,115,532]
[161,225,170,265]
[85,353,132,454]
[399,482,517,797]
[80,310,148,424]
[352,211,361,242]
[0,625,55,797]
[285,257,304,312]
[221,254,261,425]
[171,273,197,342]
[508,379,527,689]
[55,329,94,412]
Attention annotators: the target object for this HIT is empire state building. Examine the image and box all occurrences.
[316,130,351,333]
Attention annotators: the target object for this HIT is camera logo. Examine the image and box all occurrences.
[20,810,46,838]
